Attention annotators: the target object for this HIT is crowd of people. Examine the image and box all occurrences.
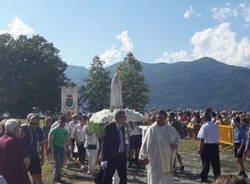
[0,108,250,184]
[145,108,250,140]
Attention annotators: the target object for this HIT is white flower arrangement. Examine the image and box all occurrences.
[89,109,114,124]
[114,108,146,123]
[90,108,146,124]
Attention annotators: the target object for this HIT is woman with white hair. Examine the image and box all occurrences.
[0,119,31,184]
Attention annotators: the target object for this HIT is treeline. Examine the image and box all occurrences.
[0,34,149,116]
[0,34,68,117]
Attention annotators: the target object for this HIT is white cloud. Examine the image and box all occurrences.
[116,30,133,51]
[0,16,34,39]
[156,22,250,67]
[100,46,121,66]
[239,3,250,23]
[184,6,195,19]
[211,4,238,21]
[155,50,190,63]
[100,30,133,66]
[191,22,250,67]
[211,3,250,24]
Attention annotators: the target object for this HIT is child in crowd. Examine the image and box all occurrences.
[42,116,53,163]
[233,117,248,178]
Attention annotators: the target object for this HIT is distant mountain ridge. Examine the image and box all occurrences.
[65,65,88,87]
[65,57,250,111]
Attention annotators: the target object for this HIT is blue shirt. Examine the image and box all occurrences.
[244,124,249,133]
[247,127,250,149]
[234,127,245,143]
[21,125,44,158]
[115,123,124,153]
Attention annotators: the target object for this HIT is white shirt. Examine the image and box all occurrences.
[64,122,70,132]
[0,176,7,184]
[69,120,79,139]
[197,121,220,144]
[51,121,70,132]
[130,127,141,136]
[51,121,59,130]
[75,124,86,142]
[84,125,99,148]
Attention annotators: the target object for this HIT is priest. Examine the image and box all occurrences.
[139,110,181,184]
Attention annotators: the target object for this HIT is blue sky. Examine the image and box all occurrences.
[1,0,250,68]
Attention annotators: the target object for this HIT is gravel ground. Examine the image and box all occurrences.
[125,151,250,184]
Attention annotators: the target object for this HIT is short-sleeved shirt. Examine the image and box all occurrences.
[50,121,59,130]
[75,124,86,142]
[21,125,44,158]
[0,135,31,184]
[197,121,220,143]
[49,127,70,148]
[69,121,79,139]
[51,121,70,132]
[234,127,246,143]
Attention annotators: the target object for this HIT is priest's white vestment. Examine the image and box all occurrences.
[139,122,181,184]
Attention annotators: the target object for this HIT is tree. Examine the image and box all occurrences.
[118,52,149,111]
[80,56,111,112]
[0,34,68,116]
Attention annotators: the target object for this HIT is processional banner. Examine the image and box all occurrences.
[61,86,78,114]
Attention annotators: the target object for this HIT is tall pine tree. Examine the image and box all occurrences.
[80,56,111,112]
[118,52,149,111]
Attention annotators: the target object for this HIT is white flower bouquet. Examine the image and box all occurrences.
[89,109,114,124]
[113,108,146,123]
[88,108,146,135]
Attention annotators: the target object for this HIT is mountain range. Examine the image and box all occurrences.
[65,57,250,111]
